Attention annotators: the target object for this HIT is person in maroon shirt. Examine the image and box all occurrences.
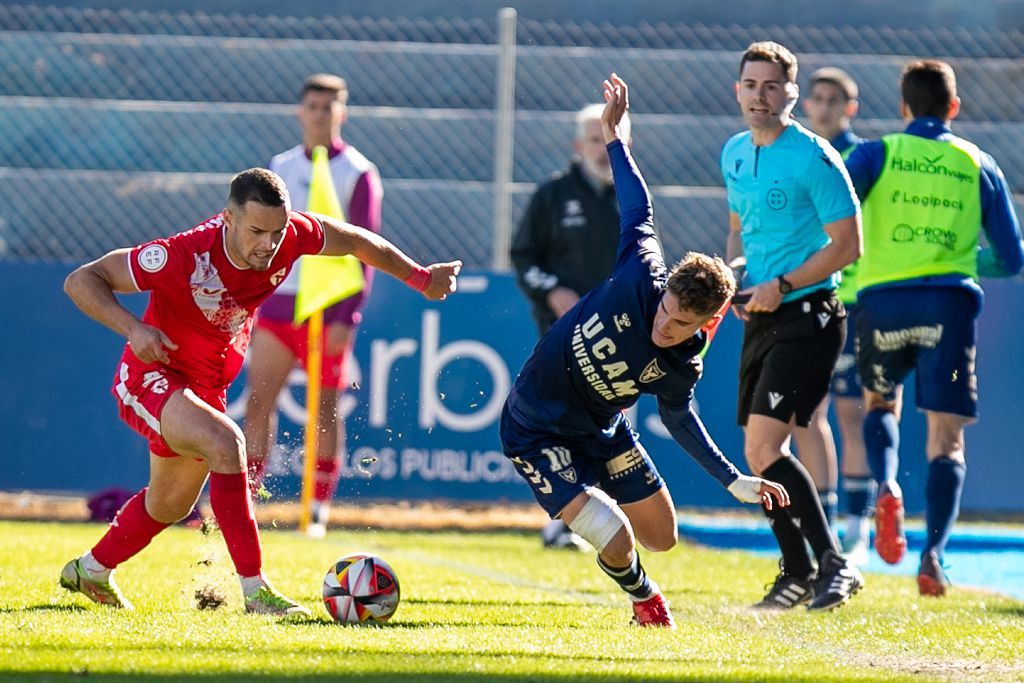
[244,73,385,537]
[60,168,460,617]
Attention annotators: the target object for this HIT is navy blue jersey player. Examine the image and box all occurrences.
[500,74,790,628]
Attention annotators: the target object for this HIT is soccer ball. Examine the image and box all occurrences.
[322,553,400,624]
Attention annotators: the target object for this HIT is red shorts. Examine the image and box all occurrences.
[254,317,351,390]
[111,351,226,458]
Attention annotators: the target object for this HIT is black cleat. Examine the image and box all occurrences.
[808,549,863,611]
[753,563,814,610]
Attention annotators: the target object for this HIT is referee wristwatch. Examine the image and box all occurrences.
[776,274,793,294]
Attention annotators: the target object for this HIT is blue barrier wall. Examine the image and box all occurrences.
[2,262,1022,512]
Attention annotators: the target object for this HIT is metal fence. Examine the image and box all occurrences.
[1,5,1022,267]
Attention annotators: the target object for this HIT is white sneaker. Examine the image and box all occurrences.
[841,515,871,566]
[305,502,329,538]
[541,519,589,551]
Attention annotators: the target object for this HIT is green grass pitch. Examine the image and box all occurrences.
[1,520,1022,682]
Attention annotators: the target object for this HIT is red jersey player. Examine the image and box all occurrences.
[60,168,460,617]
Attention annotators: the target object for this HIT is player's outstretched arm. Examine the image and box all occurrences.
[657,400,790,509]
[319,215,461,300]
[64,249,178,363]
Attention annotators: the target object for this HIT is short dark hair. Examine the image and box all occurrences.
[739,41,798,84]
[901,59,956,119]
[301,73,348,104]
[228,168,290,210]
[809,67,858,101]
[666,252,737,317]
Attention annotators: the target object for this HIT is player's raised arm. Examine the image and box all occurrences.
[317,215,461,300]
[600,74,654,241]
[64,249,178,363]
[601,73,629,145]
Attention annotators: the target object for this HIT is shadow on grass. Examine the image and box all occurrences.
[285,616,592,630]
[0,603,87,614]
[0,672,798,683]
[405,597,583,607]
[988,603,1024,617]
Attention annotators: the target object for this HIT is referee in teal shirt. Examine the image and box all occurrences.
[721,42,863,611]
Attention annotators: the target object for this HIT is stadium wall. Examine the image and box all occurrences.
[25,0,1024,31]
[3,262,1023,513]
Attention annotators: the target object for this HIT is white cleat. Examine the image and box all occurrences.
[841,515,872,567]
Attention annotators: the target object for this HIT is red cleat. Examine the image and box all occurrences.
[631,593,676,629]
[875,490,907,565]
[917,551,949,597]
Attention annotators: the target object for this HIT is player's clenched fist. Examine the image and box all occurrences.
[422,260,462,300]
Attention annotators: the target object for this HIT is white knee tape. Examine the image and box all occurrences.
[566,487,628,553]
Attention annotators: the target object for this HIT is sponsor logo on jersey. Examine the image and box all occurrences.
[639,358,666,383]
[768,391,784,410]
[138,244,168,273]
[613,313,631,332]
[270,268,287,286]
[571,313,639,401]
[817,312,831,329]
[889,154,973,183]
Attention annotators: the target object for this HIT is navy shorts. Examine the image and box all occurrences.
[499,403,665,518]
[830,304,861,398]
[856,286,979,418]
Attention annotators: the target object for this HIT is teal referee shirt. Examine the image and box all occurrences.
[721,121,859,302]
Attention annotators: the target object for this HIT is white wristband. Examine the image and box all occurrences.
[727,475,764,504]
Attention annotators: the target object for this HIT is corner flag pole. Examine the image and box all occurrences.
[298,309,323,533]
[294,144,363,533]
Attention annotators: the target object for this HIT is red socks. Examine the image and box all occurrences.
[91,488,169,569]
[209,471,263,577]
[90,475,263,578]
[248,457,268,496]
[314,456,341,503]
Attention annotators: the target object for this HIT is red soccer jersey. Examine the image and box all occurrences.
[125,210,326,390]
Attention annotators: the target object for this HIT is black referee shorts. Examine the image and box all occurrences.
[738,289,846,428]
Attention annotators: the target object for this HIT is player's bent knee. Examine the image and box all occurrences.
[637,528,677,554]
[566,488,630,554]
[203,430,247,473]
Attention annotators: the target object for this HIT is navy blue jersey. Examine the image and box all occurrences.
[506,140,739,487]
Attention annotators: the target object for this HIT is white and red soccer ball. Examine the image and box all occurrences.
[322,553,400,624]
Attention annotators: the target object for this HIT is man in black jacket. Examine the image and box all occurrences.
[512,103,631,335]
[511,103,631,548]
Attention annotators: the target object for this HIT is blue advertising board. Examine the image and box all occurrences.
[2,262,1021,513]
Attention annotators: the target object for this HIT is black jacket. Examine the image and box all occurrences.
[511,162,620,334]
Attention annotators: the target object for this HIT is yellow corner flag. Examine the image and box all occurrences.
[293,145,365,324]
